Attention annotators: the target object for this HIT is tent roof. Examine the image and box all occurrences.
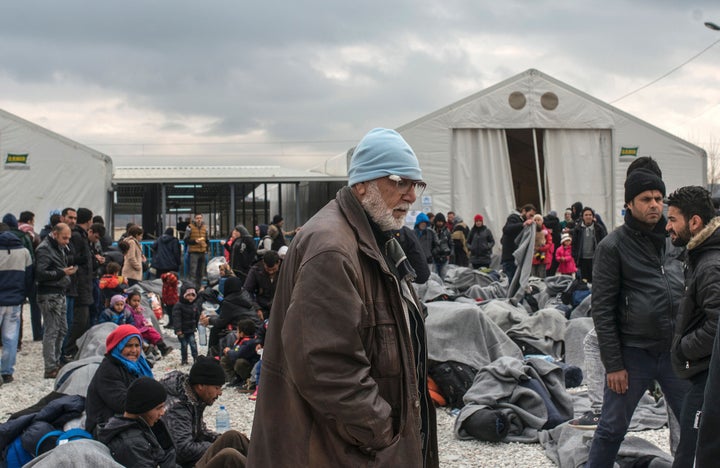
[113,165,345,184]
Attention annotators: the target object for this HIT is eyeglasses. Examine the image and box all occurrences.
[387,175,427,196]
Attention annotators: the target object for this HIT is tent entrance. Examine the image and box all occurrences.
[506,129,545,211]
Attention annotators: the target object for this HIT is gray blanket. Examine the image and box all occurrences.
[426,302,522,370]
[456,356,574,443]
[23,439,123,467]
[508,225,535,303]
[505,308,567,359]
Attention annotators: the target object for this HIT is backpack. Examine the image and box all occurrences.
[427,361,478,409]
[35,428,93,456]
[561,277,589,305]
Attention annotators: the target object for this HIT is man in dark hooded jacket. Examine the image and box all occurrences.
[151,228,181,277]
[230,225,256,281]
[204,276,258,357]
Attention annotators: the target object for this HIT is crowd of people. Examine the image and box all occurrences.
[2,127,720,467]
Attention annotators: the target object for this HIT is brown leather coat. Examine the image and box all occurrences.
[248,187,437,468]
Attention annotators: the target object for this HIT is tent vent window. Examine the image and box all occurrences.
[508,92,527,110]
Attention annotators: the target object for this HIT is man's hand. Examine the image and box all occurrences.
[607,369,629,394]
[63,266,78,276]
[523,218,534,226]
[257,309,264,320]
[223,347,230,356]
[199,315,209,327]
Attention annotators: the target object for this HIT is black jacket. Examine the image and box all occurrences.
[161,371,217,468]
[34,235,72,295]
[591,214,684,373]
[97,416,179,468]
[172,287,200,334]
[571,221,607,262]
[500,212,524,262]
[230,234,257,280]
[68,225,94,305]
[467,225,495,267]
[151,234,182,272]
[671,218,720,379]
[243,262,277,315]
[85,356,139,435]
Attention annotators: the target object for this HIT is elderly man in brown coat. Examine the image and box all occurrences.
[248,128,438,467]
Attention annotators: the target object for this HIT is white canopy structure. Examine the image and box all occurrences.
[325,68,706,241]
[0,108,113,223]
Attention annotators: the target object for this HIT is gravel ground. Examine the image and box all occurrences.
[1,306,671,467]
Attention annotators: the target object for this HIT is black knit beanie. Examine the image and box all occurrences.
[125,377,167,414]
[189,356,226,386]
[461,408,510,442]
[624,168,665,203]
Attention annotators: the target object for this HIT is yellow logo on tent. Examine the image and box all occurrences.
[620,147,638,157]
[5,153,28,164]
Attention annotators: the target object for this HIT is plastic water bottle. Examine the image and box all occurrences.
[198,323,207,346]
[216,405,230,433]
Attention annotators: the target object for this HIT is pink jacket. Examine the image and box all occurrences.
[555,244,577,275]
[532,227,554,267]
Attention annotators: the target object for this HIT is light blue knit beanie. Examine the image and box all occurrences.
[348,128,422,186]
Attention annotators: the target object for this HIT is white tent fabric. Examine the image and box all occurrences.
[451,129,516,233]
[543,129,612,216]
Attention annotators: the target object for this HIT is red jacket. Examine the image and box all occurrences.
[555,244,577,274]
[160,272,179,306]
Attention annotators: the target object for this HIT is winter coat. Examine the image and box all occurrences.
[128,305,154,336]
[85,356,139,435]
[151,234,181,272]
[97,416,178,468]
[248,186,438,468]
[243,262,277,315]
[69,225,94,305]
[414,213,439,263]
[467,225,495,267]
[432,226,453,263]
[543,213,562,250]
[184,222,208,254]
[532,226,554,267]
[591,214,684,374]
[226,335,260,364]
[34,235,72,295]
[671,218,720,379]
[160,371,217,468]
[209,276,259,329]
[554,244,577,275]
[0,231,33,306]
[172,289,200,335]
[395,226,430,284]
[451,223,469,267]
[161,272,179,306]
[230,231,257,280]
[98,308,135,325]
[571,221,607,263]
[500,211,525,263]
[122,237,144,282]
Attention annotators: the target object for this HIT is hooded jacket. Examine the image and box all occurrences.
[671,217,720,379]
[230,225,257,279]
[151,231,182,272]
[467,225,495,267]
[160,371,217,468]
[414,212,438,263]
[0,231,33,306]
[97,416,178,468]
[248,186,438,468]
[85,356,139,435]
[431,213,453,262]
[172,284,200,334]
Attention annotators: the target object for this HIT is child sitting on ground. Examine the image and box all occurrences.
[99,262,128,307]
[555,233,577,276]
[172,284,200,365]
[125,291,174,357]
[220,319,259,390]
[98,295,135,325]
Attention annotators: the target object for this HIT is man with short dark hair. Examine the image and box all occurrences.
[586,168,689,467]
[249,128,438,467]
[572,207,607,283]
[500,203,536,282]
[61,207,77,229]
[185,213,208,286]
[64,207,95,359]
[665,186,720,467]
[242,250,279,321]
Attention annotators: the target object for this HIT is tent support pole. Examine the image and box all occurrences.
[160,183,166,233]
[532,129,545,211]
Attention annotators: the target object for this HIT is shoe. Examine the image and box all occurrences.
[248,387,258,401]
[568,411,600,430]
[160,345,174,357]
[43,369,59,379]
[1,374,13,384]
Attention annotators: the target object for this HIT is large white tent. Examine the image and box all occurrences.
[323,68,707,242]
[0,108,113,224]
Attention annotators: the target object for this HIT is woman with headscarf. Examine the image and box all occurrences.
[85,324,154,435]
[230,224,257,281]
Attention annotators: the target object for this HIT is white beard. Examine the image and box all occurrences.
[361,181,407,231]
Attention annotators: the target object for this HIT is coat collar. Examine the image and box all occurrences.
[687,216,720,251]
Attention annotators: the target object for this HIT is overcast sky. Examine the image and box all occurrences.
[1,1,719,170]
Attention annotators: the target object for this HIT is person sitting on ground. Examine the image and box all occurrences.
[99,262,128,308]
[172,283,200,365]
[125,291,173,357]
[220,319,259,390]
[97,377,177,468]
[99,295,135,325]
[161,356,250,468]
[204,276,258,358]
[85,324,154,435]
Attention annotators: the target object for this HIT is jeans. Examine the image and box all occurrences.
[189,252,206,286]
[0,305,22,376]
[179,332,198,363]
[586,346,689,468]
[502,260,517,284]
[672,370,708,468]
[433,260,447,279]
[583,328,604,414]
[38,293,68,372]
